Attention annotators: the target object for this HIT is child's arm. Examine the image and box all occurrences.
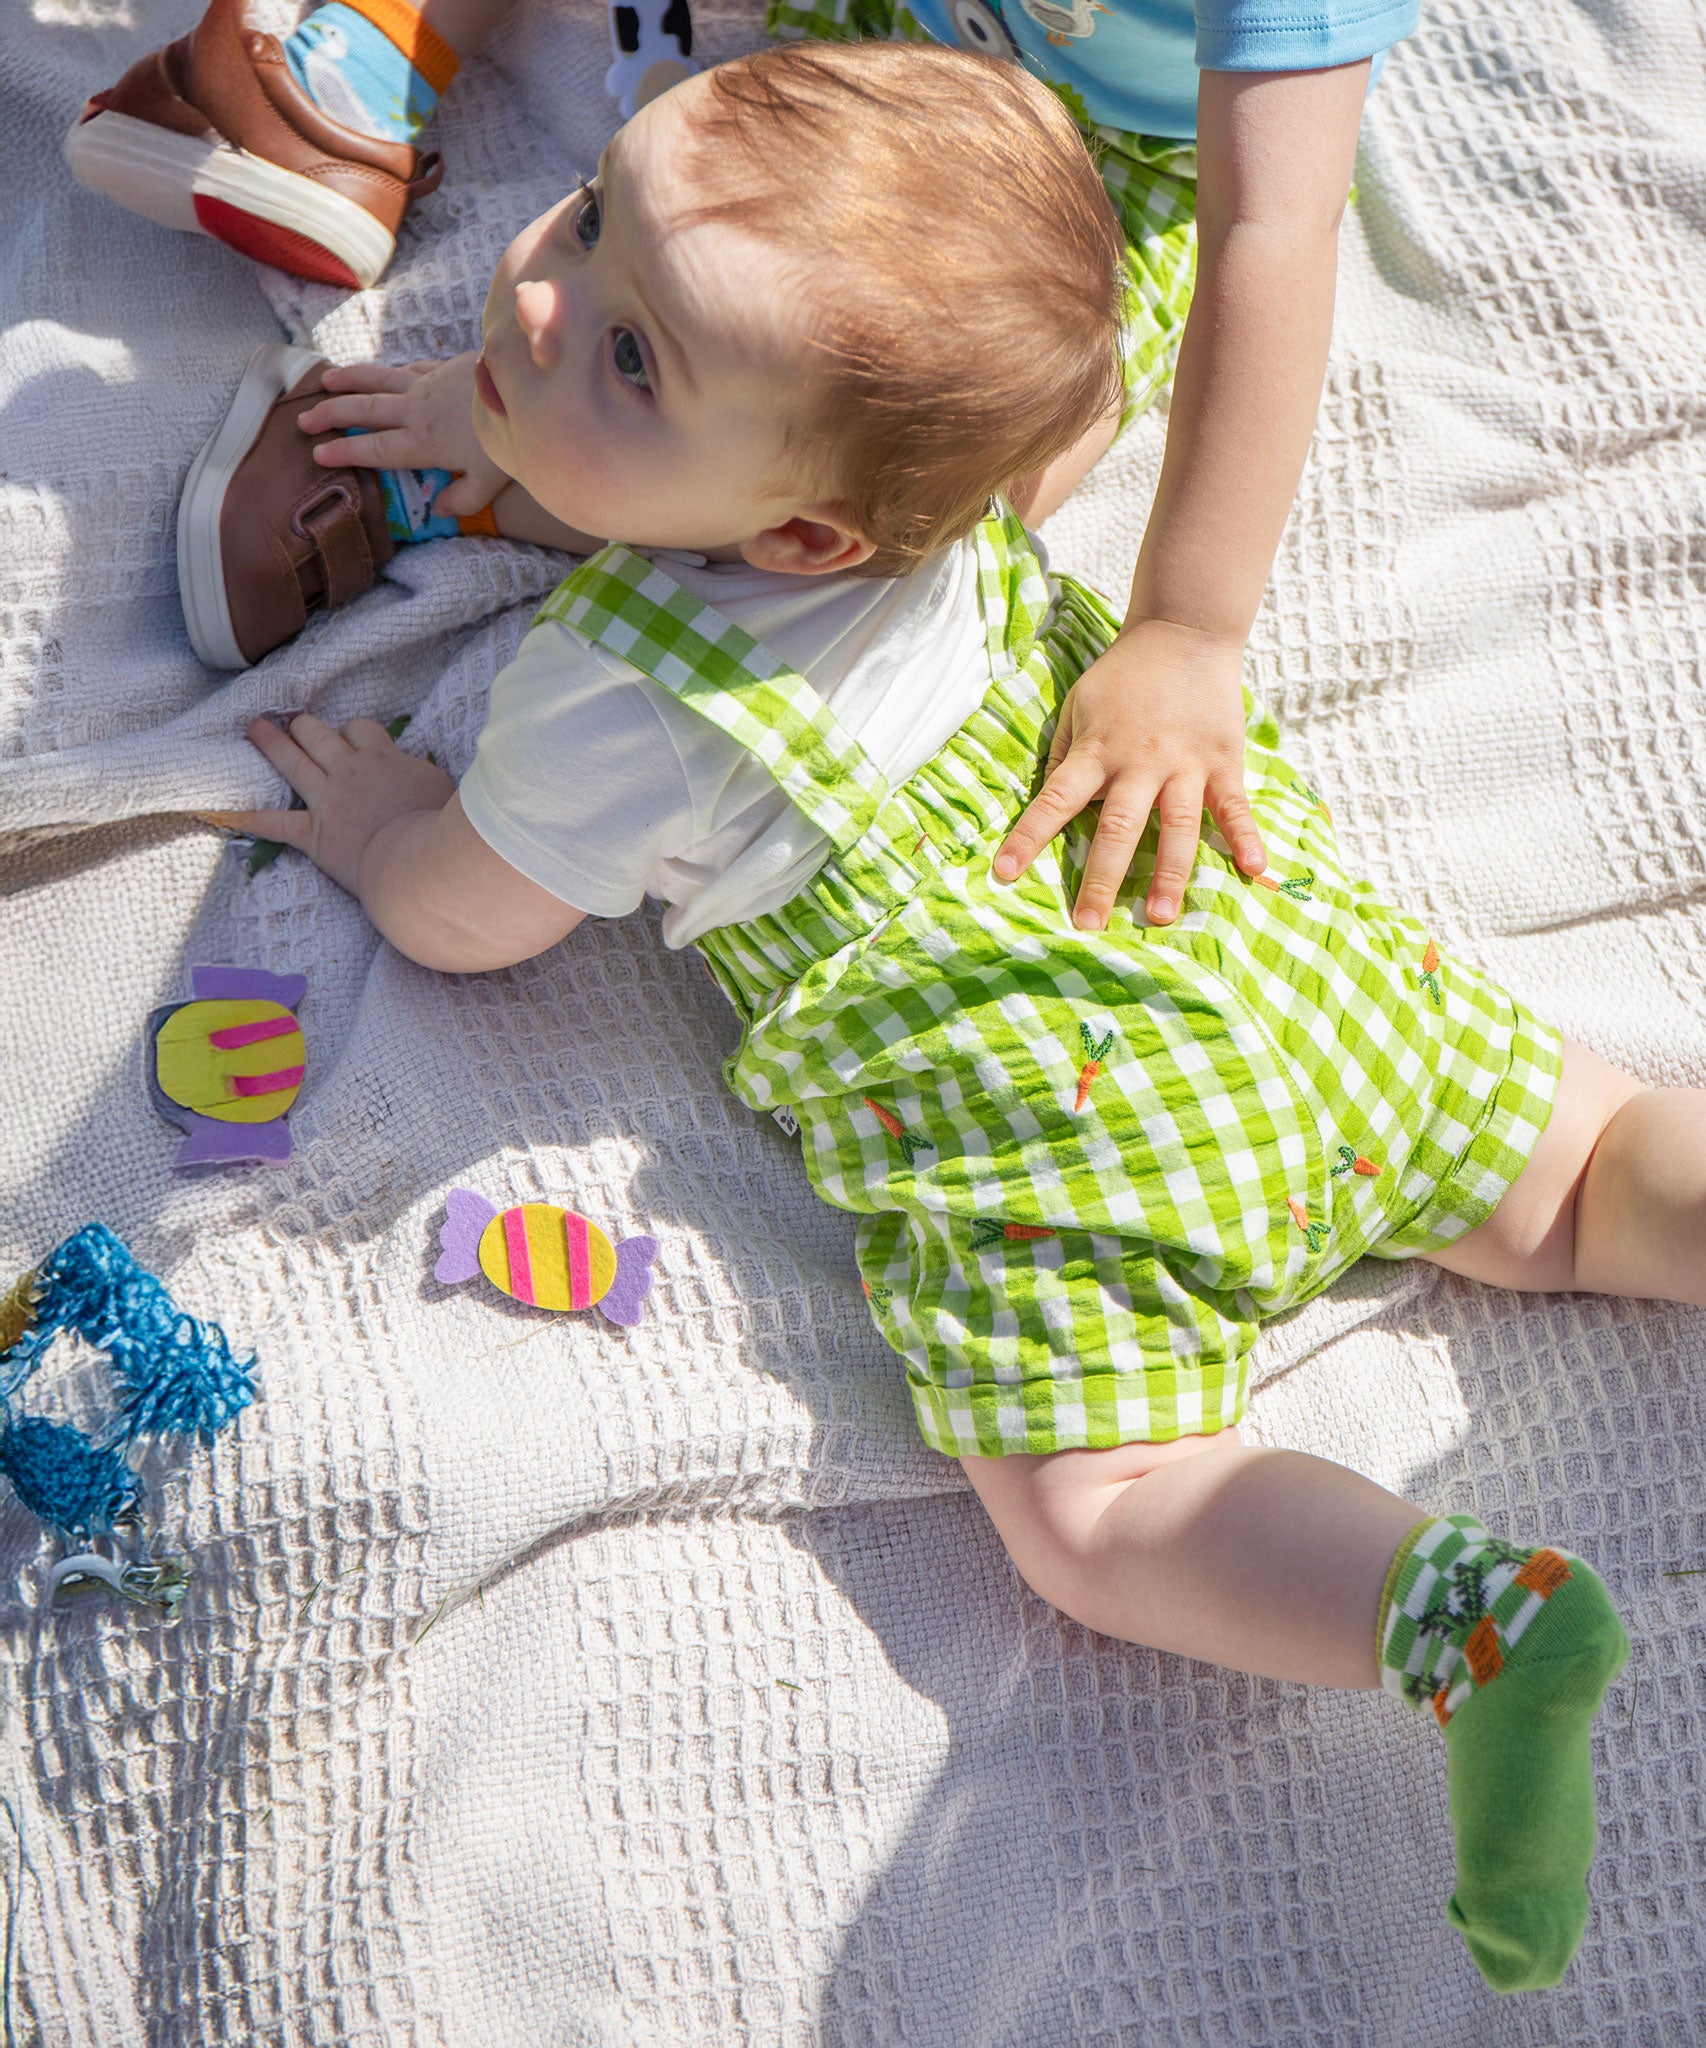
[996,60,1372,931]
[208,714,586,972]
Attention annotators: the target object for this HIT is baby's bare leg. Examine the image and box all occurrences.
[413,0,520,60]
[964,1431,1628,1991]
[962,1432,1421,1686]
[1426,1037,1706,1302]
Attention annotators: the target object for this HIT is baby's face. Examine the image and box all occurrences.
[473,78,817,552]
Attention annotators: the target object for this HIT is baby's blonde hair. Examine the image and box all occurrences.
[682,42,1126,576]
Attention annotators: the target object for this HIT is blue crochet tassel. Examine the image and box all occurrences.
[9,1224,256,1443]
[0,1416,143,1537]
[0,1224,256,1550]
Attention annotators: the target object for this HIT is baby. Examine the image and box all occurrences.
[201,43,1664,1994]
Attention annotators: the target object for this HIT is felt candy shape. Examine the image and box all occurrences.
[435,1190,658,1326]
[147,964,308,1167]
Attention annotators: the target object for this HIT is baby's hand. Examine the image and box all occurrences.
[208,714,455,897]
[993,621,1266,930]
[296,356,511,519]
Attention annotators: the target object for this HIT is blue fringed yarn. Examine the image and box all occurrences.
[0,1416,143,1536]
[10,1224,256,1443]
[0,1224,256,1539]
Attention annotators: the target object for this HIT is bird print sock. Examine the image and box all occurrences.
[282,0,459,146]
[377,464,463,542]
[1376,1513,1629,1992]
[340,430,498,543]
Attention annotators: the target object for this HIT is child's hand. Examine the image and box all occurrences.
[209,714,456,896]
[296,356,511,518]
[993,620,1266,930]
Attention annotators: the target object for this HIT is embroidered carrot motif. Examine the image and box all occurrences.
[1287,1194,1329,1253]
[1295,777,1333,824]
[970,1219,1058,1251]
[1075,1025,1116,1112]
[862,1096,933,1167]
[861,1276,894,1311]
[1253,870,1315,901]
[1330,1145,1381,1179]
[1419,940,1443,1007]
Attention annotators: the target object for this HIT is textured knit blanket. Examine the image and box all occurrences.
[3,0,1704,2041]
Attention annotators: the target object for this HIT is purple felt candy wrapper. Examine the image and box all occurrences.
[175,1110,293,1168]
[597,1236,659,1328]
[436,1190,498,1285]
[191,965,308,1009]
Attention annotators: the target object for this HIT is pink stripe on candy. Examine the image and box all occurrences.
[504,1208,535,1304]
[230,1065,305,1097]
[208,1015,298,1051]
[565,1211,590,1309]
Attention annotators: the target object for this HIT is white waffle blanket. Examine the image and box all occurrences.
[3,0,1704,2040]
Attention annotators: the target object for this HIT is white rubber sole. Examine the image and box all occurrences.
[63,109,395,288]
[177,340,325,670]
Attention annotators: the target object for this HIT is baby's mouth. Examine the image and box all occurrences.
[474,353,507,417]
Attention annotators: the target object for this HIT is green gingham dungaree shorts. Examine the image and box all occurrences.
[536,512,1560,1458]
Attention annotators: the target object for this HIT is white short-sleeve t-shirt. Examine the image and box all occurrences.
[457,539,993,949]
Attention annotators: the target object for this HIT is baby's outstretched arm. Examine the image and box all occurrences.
[999,61,1371,931]
[209,714,584,972]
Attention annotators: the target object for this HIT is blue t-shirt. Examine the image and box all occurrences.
[897,0,1418,139]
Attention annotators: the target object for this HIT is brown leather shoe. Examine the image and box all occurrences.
[64,0,443,290]
[178,342,395,668]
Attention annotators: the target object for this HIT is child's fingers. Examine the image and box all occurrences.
[318,362,416,395]
[992,752,1104,882]
[245,715,327,797]
[282,711,355,771]
[312,430,404,471]
[342,717,399,750]
[1071,775,1162,930]
[430,471,498,517]
[1207,776,1266,875]
[297,391,407,436]
[1140,778,1207,927]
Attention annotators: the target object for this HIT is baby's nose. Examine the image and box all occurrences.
[514,279,562,365]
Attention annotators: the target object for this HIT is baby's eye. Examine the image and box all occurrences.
[573,190,601,249]
[612,329,650,391]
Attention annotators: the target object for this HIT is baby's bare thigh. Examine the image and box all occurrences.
[1424,1037,1644,1292]
[961,1431,1239,1581]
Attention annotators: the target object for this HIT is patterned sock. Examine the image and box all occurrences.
[348,426,498,543]
[1378,1513,1629,1992]
[283,0,459,146]
[378,464,462,542]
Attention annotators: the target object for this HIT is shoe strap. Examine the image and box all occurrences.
[293,483,374,610]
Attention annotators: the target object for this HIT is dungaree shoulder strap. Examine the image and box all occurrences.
[535,544,926,880]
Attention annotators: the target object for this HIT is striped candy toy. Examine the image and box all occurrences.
[147,964,307,1167]
[434,1190,658,1328]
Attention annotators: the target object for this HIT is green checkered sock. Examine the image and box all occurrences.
[1377,1513,1629,1992]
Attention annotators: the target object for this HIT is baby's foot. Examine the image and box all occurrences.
[64,0,445,289]
[178,342,394,669]
[1378,1515,1629,1990]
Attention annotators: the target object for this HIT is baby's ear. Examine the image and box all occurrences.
[741,509,874,577]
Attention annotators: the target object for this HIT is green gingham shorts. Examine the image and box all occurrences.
[542,514,1562,1460]
[764,0,1199,427]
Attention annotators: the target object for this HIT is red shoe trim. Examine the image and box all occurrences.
[193,195,362,288]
